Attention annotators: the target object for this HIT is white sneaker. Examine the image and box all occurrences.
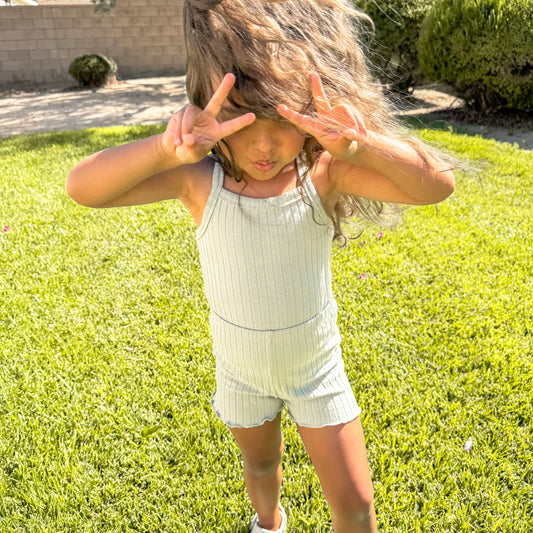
[250,504,287,533]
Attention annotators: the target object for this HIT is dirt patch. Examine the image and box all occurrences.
[1,77,532,150]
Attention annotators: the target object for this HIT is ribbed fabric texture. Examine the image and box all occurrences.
[197,161,334,331]
[196,162,361,428]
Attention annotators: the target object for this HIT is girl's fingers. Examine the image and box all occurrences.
[339,105,367,141]
[181,105,196,133]
[204,73,236,118]
[277,104,320,136]
[311,72,331,115]
[173,109,185,146]
[327,105,367,141]
[351,107,368,137]
[181,105,200,144]
[182,133,196,146]
[333,104,359,130]
[218,112,256,138]
[344,128,359,141]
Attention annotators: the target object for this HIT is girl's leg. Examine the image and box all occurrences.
[230,412,284,531]
[297,417,377,533]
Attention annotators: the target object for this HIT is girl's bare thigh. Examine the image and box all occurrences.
[229,412,283,473]
[297,417,374,512]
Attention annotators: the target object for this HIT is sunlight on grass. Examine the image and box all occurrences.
[0,125,531,532]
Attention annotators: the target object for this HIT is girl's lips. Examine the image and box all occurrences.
[253,160,276,172]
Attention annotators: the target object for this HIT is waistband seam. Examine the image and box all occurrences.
[211,302,335,333]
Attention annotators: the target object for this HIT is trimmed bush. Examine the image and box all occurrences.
[91,0,117,12]
[418,0,533,111]
[355,0,434,91]
[68,54,118,88]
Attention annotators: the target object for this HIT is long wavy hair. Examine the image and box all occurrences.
[183,0,433,243]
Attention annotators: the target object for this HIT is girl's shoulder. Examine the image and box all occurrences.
[177,157,216,227]
[309,152,338,213]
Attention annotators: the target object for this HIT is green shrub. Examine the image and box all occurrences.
[355,0,434,91]
[68,54,118,88]
[418,0,533,111]
[91,0,117,12]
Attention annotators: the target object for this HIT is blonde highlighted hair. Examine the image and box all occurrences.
[183,0,430,243]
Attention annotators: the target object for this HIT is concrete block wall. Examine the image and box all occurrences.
[0,0,186,87]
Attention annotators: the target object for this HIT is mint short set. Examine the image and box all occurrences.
[196,162,361,428]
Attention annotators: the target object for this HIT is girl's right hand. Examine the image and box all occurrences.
[159,73,255,165]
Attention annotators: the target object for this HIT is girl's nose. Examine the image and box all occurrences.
[250,131,278,153]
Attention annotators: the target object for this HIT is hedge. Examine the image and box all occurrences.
[68,54,118,88]
[355,0,434,91]
[418,0,533,111]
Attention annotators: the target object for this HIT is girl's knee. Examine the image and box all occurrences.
[327,480,374,517]
[230,414,283,477]
[243,449,283,477]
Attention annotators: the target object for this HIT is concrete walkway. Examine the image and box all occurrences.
[0,76,189,137]
[1,76,531,149]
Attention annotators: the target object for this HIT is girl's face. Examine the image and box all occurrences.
[220,117,306,182]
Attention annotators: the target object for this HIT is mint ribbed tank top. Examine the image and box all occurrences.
[196,161,335,331]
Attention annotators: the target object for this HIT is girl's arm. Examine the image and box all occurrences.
[67,73,255,209]
[66,134,190,208]
[325,134,455,206]
[278,73,455,206]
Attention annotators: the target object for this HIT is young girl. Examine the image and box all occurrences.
[67,1,454,531]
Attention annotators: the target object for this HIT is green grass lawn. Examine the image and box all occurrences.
[0,125,531,532]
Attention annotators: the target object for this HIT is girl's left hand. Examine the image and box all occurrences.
[277,73,368,161]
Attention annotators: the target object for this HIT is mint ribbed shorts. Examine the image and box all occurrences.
[209,302,361,429]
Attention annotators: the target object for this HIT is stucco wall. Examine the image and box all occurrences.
[0,0,186,87]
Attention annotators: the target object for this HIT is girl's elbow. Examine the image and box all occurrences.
[66,171,100,208]
[440,169,455,200]
[415,170,455,205]
[66,172,84,205]
[428,169,455,204]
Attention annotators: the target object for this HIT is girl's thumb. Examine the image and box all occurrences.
[183,133,196,146]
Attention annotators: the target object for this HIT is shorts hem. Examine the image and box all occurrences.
[290,407,362,429]
[212,399,283,429]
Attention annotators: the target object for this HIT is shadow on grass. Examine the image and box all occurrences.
[0,124,165,155]
[400,108,533,150]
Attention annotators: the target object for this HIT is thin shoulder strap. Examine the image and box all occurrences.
[298,159,332,226]
[196,161,224,238]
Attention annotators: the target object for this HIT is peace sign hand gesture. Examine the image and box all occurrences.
[160,73,255,166]
[277,73,368,162]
